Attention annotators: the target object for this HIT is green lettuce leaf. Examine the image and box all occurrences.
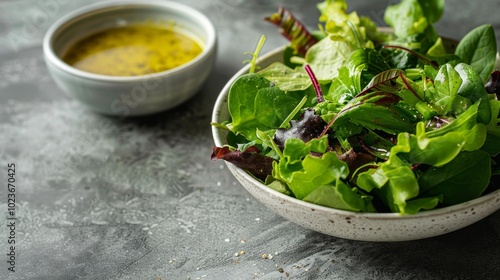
[356,154,419,213]
[303,181,375,212]
[404,196,442,214]
[273,137,348,199]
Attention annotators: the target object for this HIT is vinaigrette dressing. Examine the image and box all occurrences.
[62,23,203,76]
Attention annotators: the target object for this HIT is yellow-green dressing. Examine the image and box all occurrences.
[62,24,203,76]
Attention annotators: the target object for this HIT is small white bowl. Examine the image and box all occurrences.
[43,0,217,116]
[212,46,500,242]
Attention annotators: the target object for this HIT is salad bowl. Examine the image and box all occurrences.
[212,46,500,242]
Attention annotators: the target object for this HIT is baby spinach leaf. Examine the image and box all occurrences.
[418,150,491,206]
[454,24,497,83]
[427,63,469,116]
[334,92,414,135]
[380,48,419,69]
[455,63,492,124]
[434,64,462,99]
[228,74,303,141]
[305,37,352,82]
[339,102,415,135]
[258,62,311,91]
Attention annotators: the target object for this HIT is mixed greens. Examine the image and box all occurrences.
[211,0,500,214]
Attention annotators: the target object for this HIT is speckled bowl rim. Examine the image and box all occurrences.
[212,45,500,221]
[42,0,217,82]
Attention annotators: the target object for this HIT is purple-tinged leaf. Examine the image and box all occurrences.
[211,146,275,181]
[358,69,404,96]
[338,148,376,176]
[485,70,500,98]
[274,109,326,150]
[265,6,318,56]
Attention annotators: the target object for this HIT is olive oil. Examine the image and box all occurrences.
[62,23,203,76]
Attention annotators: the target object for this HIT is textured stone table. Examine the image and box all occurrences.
[0,0,499,279]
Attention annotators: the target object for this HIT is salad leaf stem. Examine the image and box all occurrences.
[399,73,423,101]
[279,96,308,128]
[244,35,267,74]
[304,64,325,103]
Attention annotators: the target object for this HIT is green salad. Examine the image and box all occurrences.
[212,0,500,214]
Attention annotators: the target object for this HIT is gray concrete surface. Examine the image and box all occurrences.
[0,0,499,279]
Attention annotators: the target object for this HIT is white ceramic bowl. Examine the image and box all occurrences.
[43,0,216,116]
[212,46,500,242]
